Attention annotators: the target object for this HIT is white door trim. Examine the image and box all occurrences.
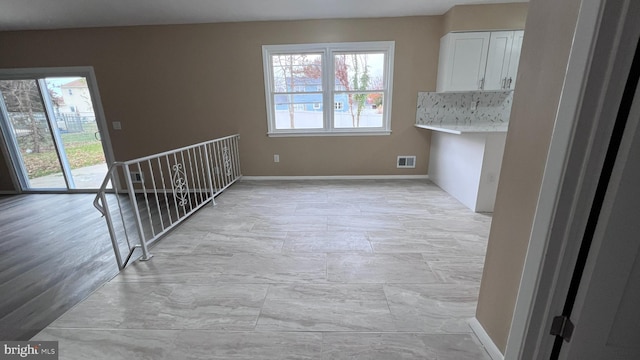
[506,0,640,358]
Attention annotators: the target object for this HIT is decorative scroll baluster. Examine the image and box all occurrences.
[223,145,233,177]
[172,163,189,207]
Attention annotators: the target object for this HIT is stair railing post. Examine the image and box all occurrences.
[124,163,153,261]
[100,189,124,270]
[203,143,216,206]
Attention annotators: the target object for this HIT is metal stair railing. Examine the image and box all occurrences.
[93,134,241,270]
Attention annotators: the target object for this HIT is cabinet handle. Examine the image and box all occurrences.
[507,77,513,89]
[502,78,507,89]
[479,78,485,90]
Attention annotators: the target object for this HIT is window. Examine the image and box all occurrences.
[262,41,394,136]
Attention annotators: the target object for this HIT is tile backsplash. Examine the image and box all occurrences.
[416,91,513,126]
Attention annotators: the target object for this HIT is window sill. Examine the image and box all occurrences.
[267,130,392,137]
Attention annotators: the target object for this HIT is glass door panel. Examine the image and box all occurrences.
[44,77,107,189]
[0,79,67,189]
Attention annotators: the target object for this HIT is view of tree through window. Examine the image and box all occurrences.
[272,53,323,129]
[0,80,51,154]
[263,42,394,135]
[334,52,385,128]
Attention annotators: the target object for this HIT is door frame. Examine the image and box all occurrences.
[0,66,115,193]
[505,0,640,358]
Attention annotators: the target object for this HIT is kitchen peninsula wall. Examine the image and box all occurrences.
[415,91,512,212]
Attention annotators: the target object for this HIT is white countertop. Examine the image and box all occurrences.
[414,123,509,134]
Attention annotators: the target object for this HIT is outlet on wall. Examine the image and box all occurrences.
[130,171,144,183]
[274,154,280,163]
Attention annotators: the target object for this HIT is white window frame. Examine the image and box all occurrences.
[262,41,395,137]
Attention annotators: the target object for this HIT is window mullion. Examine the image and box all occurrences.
[324,48,333,131]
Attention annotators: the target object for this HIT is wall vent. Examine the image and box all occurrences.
[397,156,416,168]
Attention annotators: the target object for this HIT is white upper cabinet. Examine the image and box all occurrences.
[437,32,490,92]
[437,30,524,92]
[484,30,524,90]
[506,30,524,89]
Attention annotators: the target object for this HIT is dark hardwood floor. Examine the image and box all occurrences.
[0,194,119,340]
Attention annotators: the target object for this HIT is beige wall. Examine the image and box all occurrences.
[0,4,527,191]
[475,0,582,353]
[0,17,440,187]
[443,3,529,35]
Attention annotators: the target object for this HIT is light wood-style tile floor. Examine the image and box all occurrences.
[34,180,493,359]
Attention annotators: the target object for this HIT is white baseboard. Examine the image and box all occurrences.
[469,317,504,360]
[240,175,429,181]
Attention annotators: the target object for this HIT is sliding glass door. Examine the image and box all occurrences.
[0,69,112,191]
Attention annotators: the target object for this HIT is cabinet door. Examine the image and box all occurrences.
[437,32,490,92]
[484,31,514,90]
[505,30,524,90]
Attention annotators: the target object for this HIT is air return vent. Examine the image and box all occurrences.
[397,156,416,168]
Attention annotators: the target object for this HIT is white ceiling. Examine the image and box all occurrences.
[0,0,528,31]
